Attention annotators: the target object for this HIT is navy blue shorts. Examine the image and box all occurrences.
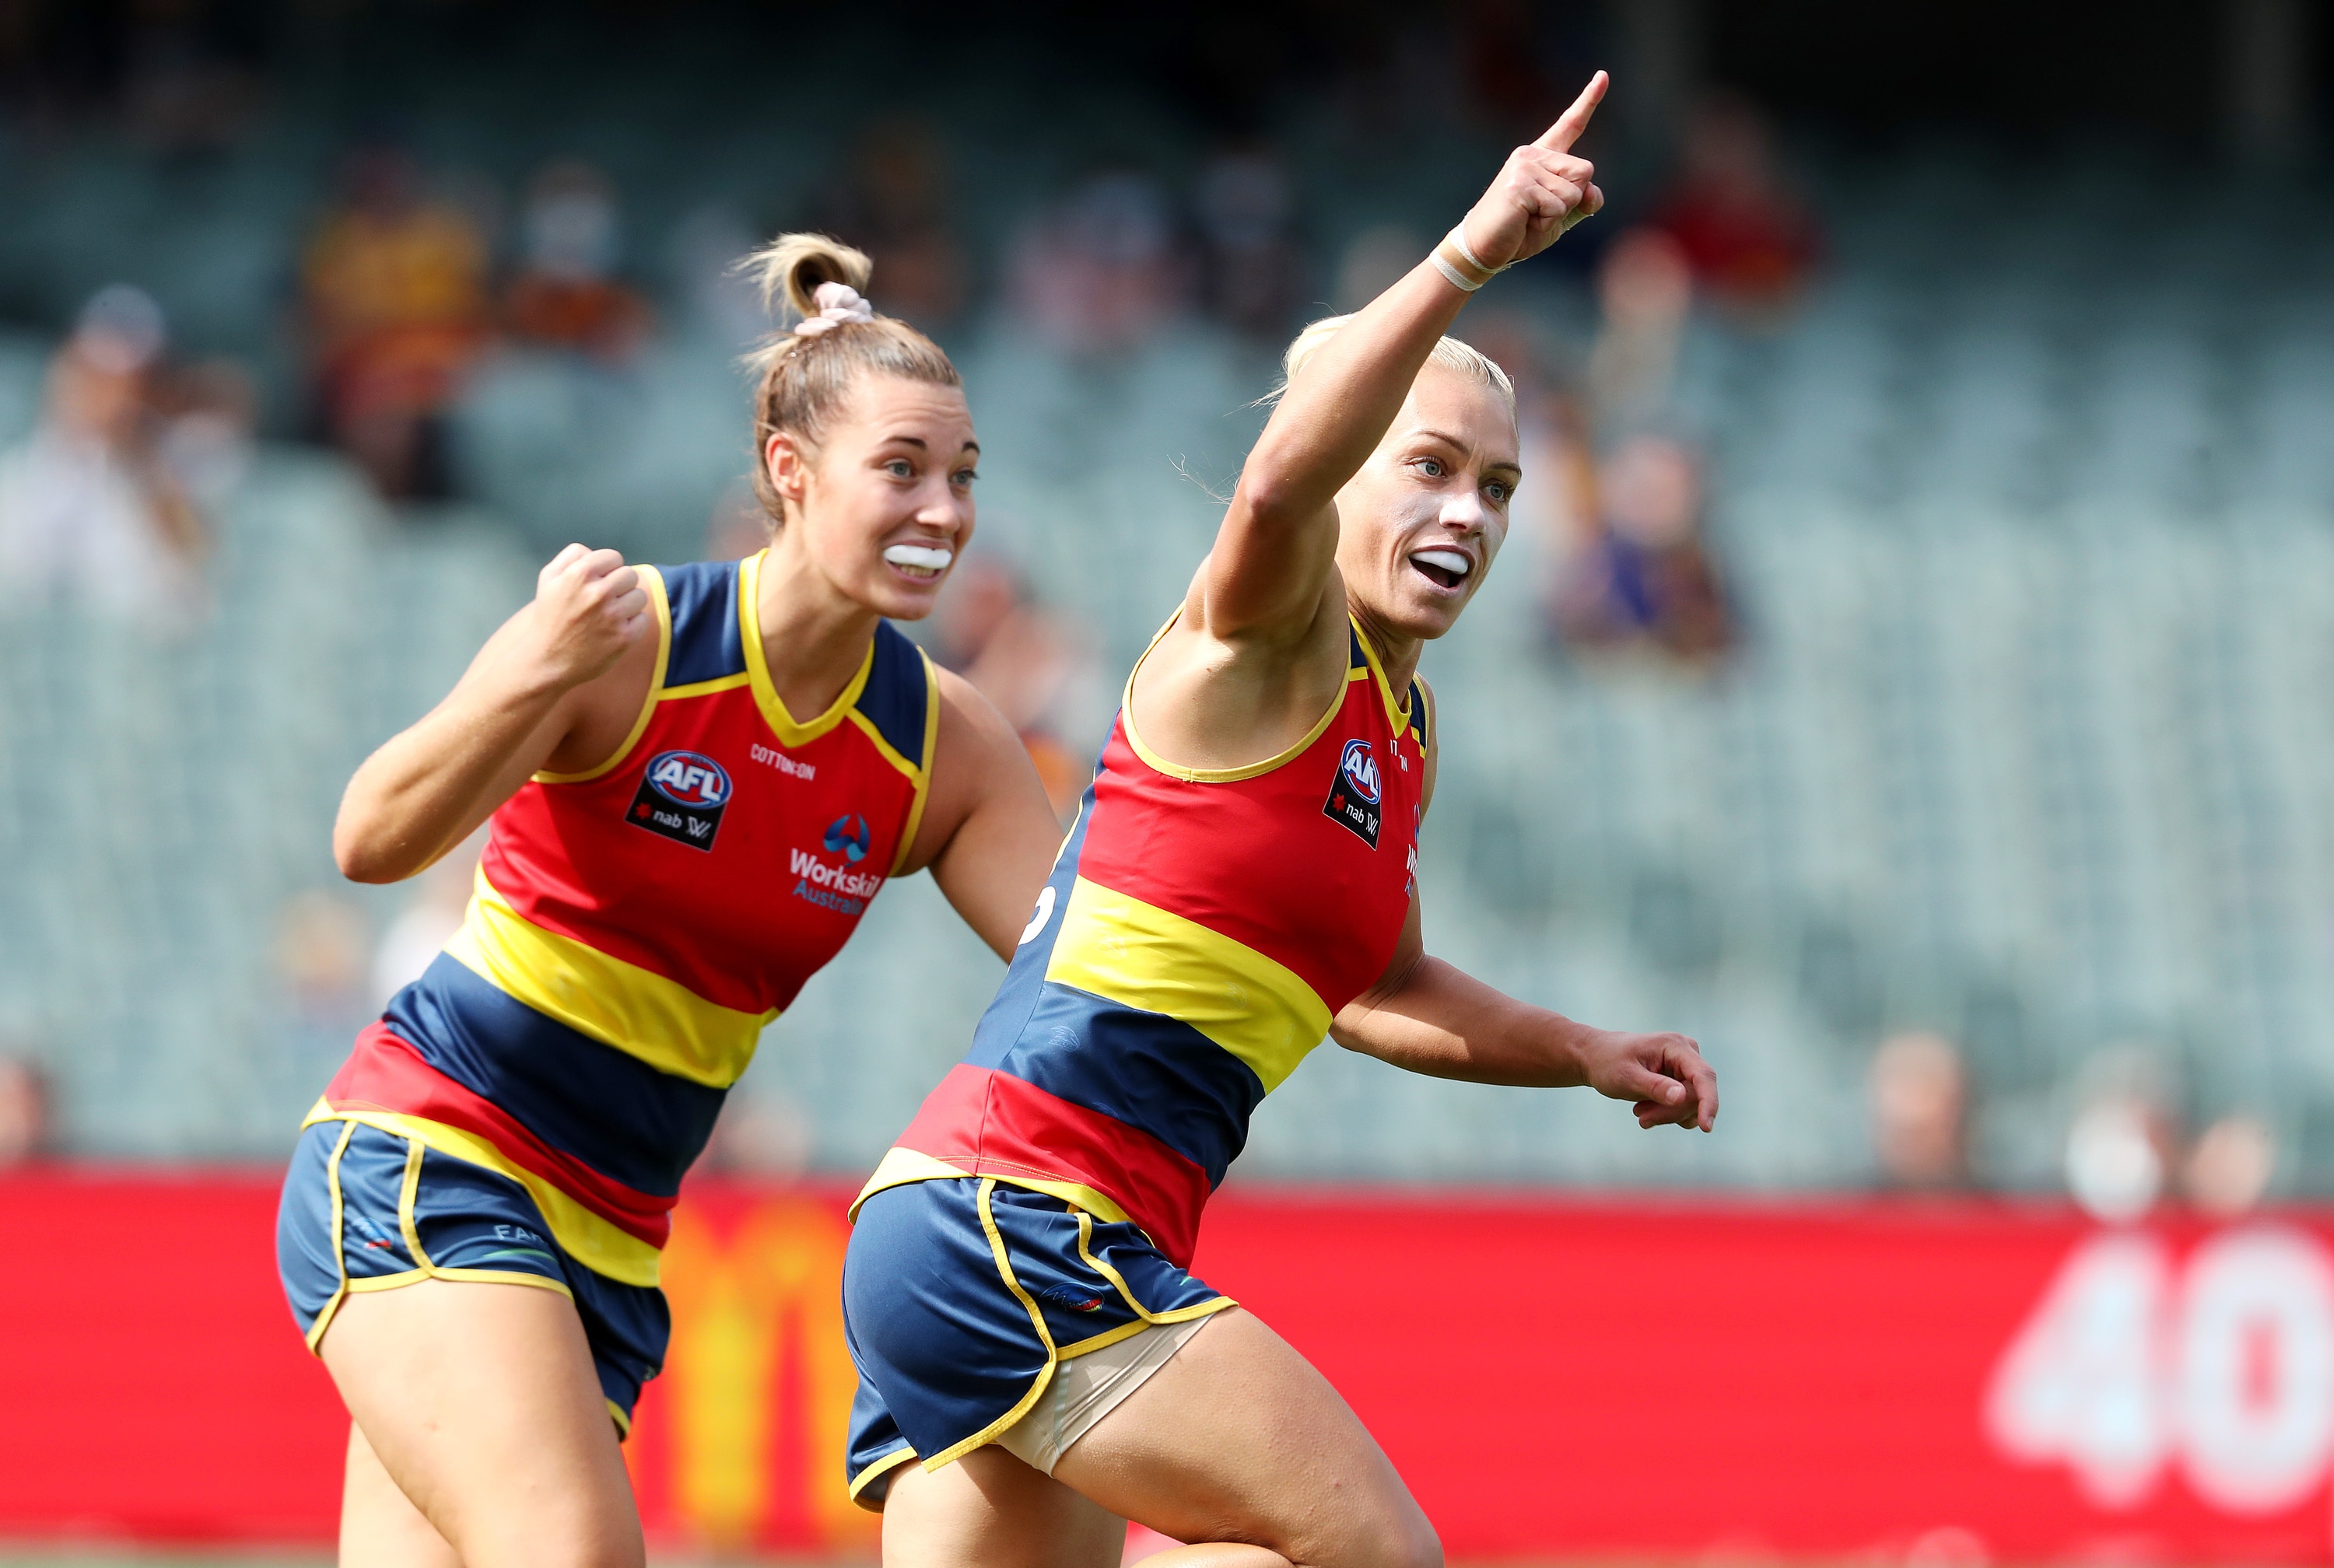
[841,1177,1233,1508]
[275,1118,670,1433]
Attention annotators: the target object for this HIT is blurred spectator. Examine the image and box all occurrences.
[931,557,1092,821]
[1869,1031,1968,1189]
[808,120,969,331]
[370,836,482,1011]
[0,1053,46,1167]
[301,142,491,497]
[1650,94,1821,316]
[2183,1114,2275,1216]
[279,888,372,1082]
[1549,433,1731,664]
[1194,145,1307,345]
[152,357,258,509]
[0,285,210,631]
[1586,228,1692,438]
[503,160,651,361]
[1007,172,1186,358]
[2063,1051,2183,1223]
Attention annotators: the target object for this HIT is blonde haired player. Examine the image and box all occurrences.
[842,72,1719,1567]
[276,235,1064,1567]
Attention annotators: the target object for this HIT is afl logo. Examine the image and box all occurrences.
[823,813,872,864]
[1339,739,1382,805]
[645,751,732,808]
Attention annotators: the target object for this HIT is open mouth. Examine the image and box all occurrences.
[882,543,954,582]
[1409,548,1473,592]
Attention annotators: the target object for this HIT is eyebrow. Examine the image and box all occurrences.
[881,435,981,454]
[1414,428,1520,477]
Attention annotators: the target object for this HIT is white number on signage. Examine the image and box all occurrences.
[1987,1224,2334,1519]
[2175,1226,2334,1513]
[1985,1233,2171,1508]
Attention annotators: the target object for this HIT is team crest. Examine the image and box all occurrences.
[1322,737,1383,848]
[627,749,732,851]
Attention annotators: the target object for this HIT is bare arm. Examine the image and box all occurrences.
[333,544,653,883]
[1330,898,1718,1131]
[902,667,1067,961]
[1194,71,1609,646]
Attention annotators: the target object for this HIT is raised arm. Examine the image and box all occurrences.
[333,544,653,883]
[1195,72,1609,644]
[902,667,1067,961]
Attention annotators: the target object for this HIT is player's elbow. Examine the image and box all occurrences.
[333,812,413,884]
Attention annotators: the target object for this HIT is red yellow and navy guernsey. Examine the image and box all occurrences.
[837,615,1428,1498]
[854,615,1428,1269]
[303,550,937,1293]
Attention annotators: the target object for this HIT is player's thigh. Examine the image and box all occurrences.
[1050,1307,1441,1568]
[881,1444,1127,1568]
[320,1276,643,1568]
[339,1419,460,1568]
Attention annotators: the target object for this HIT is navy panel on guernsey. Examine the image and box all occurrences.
[660,560,746,686]
[382,955,726,1200]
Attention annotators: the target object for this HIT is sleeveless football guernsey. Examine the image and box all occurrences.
[310,551,936,1286]
[856,617,1426,1267]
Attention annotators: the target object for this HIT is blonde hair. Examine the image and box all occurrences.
[1274,314,1516,414]
[737,232,962,530]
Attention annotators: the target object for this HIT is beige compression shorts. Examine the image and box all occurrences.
[994,1313,1214,1474]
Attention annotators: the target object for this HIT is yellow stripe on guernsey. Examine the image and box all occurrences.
[447,869,776,1090]
[1045,876,1331,1093]
[302,1099,663,1286]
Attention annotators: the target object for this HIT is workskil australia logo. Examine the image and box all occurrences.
[626,750,732,851]
[794,814,882,914]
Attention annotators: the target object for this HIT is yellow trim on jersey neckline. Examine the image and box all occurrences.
[659,671,751,702]
[303,1100,664,1287]
[1044,875,1330,1094]
[1346,615,1412,736]
[848,1147,1137,1230]
[738,549,876,747]
[447,869,775,1089]
[536,565,674,785]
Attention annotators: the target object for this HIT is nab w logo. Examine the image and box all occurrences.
[823,814,871,863]
[628,750,732,852]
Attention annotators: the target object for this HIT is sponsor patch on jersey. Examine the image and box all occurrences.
[627,749,731,851]
[1322,737,1383,848]
[823,813,871,863]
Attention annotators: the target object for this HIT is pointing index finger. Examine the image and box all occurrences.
[1536,69,1608,153]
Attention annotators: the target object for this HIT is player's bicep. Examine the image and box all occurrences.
[1194,485,1344,643]
[916,673,1063,961]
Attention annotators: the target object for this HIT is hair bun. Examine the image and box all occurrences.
[738,232,874,324]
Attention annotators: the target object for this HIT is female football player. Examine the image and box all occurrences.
[276,233,1064,1568]
[843,72,1719,1568]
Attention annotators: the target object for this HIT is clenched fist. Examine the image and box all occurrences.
[527,543,650,691]
[1577,1026,1719,1132]
[1457,70,1608,273]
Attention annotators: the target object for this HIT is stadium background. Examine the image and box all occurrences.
[2,0,2333,1561]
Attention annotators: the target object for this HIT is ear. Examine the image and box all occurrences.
[765,431,812,513]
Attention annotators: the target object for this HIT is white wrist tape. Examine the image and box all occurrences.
[1431,252,1484,292]
[1447,227,1509,277]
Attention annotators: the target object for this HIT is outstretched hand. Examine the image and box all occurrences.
[1457,70,1608,272]
[1579,1027,1719,1132]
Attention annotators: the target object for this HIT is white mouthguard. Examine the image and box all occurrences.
[883,544,955,572]
[1412,548,1472,578]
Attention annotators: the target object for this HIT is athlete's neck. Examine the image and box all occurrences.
[1347,599,1424,693]
[753,537,884,723]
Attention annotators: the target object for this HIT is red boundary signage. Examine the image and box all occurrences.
[2,1171,2329,1561]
